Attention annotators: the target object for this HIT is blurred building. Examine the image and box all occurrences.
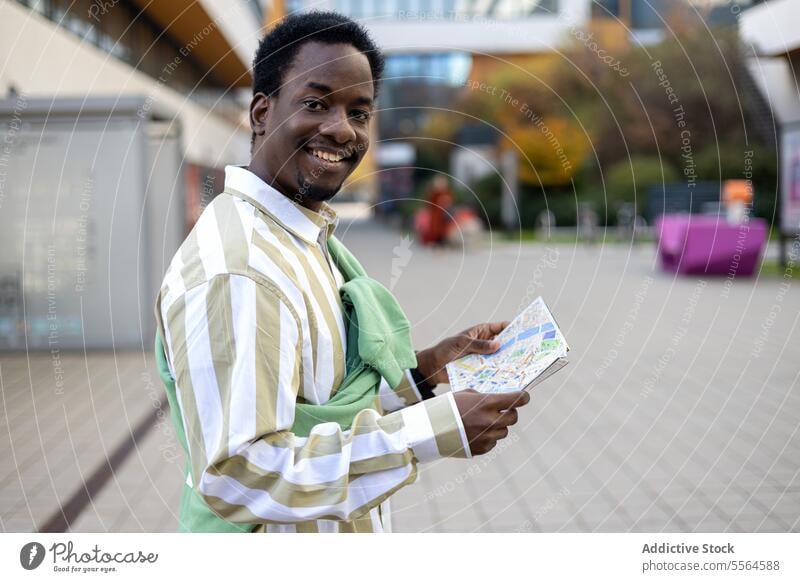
[1,0,263,205]
[0,0,266,350]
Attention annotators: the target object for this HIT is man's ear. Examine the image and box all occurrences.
[249,92,270,137]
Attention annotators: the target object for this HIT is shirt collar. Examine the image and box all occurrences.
[223,165,338,244]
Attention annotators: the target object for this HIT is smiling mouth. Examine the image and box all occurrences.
[303,146,356,167]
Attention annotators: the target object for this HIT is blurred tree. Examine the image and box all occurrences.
[459,62,591,188]
[505,117,590,187]
[628,26,750,170]
[695,143,750,179]
[466,173,502,227]
[444,4,778,228]
[414,110,461,173]
[598,155,680,217]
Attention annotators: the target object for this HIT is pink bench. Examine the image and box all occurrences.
[655,214,767,276]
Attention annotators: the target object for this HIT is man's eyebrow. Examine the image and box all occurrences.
[306,81,332,94]
[352,95,374,107]
[305,81,374,107]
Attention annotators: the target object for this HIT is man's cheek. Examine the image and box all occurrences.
[287,147,308,171]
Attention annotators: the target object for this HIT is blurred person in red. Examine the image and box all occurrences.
[424,175,454,246]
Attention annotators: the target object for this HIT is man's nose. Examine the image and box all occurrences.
[319,110,356,144]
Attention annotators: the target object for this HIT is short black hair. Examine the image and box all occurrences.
[252,11,384,99]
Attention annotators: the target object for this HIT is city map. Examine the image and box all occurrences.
[447,297,570,394]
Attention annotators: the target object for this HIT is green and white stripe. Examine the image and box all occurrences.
[155,166,470,533]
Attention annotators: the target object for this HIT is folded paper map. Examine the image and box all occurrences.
[447,297,569,393]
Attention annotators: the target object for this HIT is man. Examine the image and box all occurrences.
[155,11,529,533]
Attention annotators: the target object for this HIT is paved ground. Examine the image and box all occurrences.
[1,220,798,532]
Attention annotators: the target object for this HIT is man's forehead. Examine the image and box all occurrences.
[286,42,374,99]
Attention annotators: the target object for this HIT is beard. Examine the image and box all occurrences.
[294,170,344,204]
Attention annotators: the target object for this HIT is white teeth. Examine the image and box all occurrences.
[311,149,344,162]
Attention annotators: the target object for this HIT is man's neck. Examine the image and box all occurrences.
[246,162,323,213]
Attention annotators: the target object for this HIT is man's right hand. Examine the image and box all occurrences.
[452,389,531,455]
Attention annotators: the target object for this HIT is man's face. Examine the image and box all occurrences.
[250,41,374,207]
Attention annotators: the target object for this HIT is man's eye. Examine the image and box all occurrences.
[303,100,325,111]
[350,110,370,122]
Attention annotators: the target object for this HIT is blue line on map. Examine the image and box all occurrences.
[497,322,555,352]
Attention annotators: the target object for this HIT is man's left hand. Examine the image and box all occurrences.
[415,321,510,386]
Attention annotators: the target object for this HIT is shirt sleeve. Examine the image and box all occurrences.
[161,273,471,524]
[379,359,448,413]
[378,369,427,412]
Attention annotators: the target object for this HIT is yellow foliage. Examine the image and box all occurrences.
[505,117,589,187]
[422,110,459,142]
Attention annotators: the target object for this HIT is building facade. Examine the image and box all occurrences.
[0,0,267,349]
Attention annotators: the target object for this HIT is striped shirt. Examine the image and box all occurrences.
[155,165,471,533]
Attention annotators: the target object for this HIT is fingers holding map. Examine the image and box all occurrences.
[446,297,570,394]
